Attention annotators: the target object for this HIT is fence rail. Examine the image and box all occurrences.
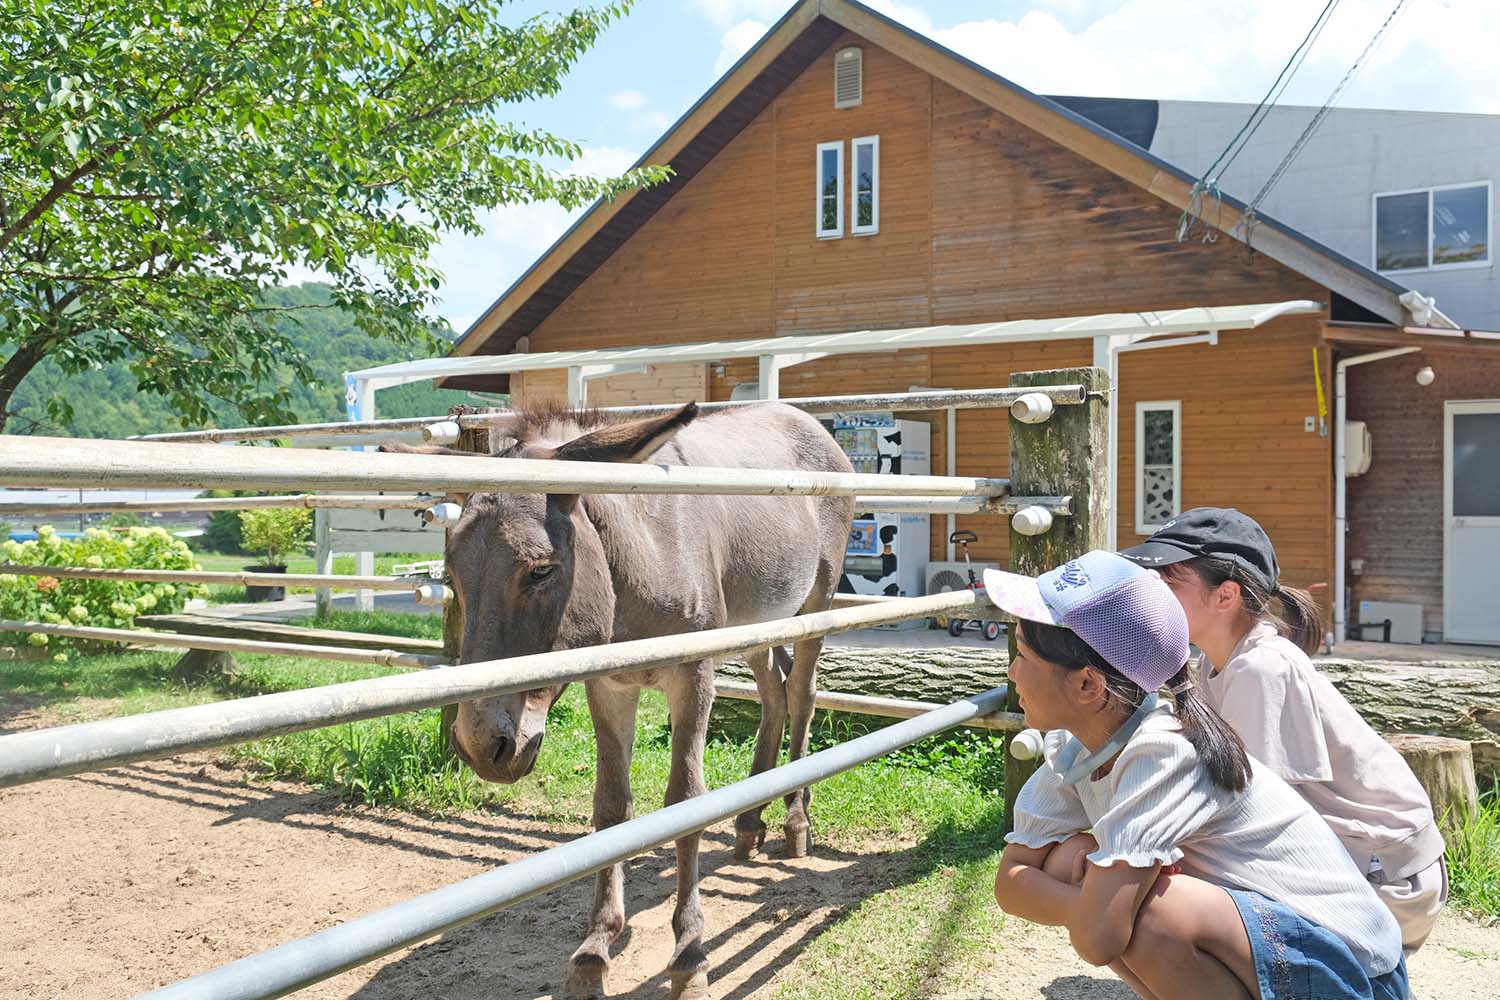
[134,385,1088,444]
[0,435,1009,498]
[0,618,447,668]
[0,588,996,789]
[0,494,438,516]
[0,564,426,591]
[134,683,1009,1000]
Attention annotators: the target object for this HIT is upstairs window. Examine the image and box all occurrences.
[834,46,863,108]
[816,140,843,239]
[1375,181,1491,272]
[851,135,880,236]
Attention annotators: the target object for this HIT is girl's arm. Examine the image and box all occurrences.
[994,841,1083,926]
[1068,860,1162,967]
[994,842,1161,965]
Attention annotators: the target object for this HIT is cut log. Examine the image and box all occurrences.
[1384,734,1479,834]
[721,643,1500,781]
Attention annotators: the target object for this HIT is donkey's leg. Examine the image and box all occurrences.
[566,681,640,1000]
[781,637,823,858]
[661,662,715,1000]
[734,646,787,860]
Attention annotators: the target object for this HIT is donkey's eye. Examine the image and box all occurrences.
[529,564,557,582]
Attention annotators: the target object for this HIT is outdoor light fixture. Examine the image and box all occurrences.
[1415,366,1436,387]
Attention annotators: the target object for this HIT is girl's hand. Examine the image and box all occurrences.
[1070,849,1088,885]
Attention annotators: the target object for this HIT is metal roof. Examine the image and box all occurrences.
[351,300,1322,389]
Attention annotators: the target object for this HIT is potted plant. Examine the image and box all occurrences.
[238,508,312,601]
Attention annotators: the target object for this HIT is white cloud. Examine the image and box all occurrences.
[713,18,771,76]
[690,0,790,30]
[607,88,648,110]
[429,145,641,333]
[850,0,1499,114]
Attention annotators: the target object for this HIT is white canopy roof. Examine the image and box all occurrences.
[349,301,1322,391]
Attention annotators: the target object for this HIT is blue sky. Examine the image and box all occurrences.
[418,0,1498,334]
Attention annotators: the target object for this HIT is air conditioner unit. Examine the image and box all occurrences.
[926,560,997,597]
[1345,420,1373,477]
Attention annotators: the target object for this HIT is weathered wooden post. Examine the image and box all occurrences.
[1003,367,1110,834]
[313,508,333,617]
[1385,733,1480,836]
[438,405,494,759]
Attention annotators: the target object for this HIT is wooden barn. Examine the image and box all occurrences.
[407,0,1500,645]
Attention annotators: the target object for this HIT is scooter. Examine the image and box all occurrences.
[933,529,1006,642]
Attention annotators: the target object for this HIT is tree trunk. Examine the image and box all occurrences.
[722,645,1500,781]
[0,335,54,434]
[1384,734,1479,835]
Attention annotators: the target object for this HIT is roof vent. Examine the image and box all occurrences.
[834,46,863,108]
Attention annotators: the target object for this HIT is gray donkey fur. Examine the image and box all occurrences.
[387,400,853,999]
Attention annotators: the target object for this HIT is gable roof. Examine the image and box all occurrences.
[450,0,1422,371]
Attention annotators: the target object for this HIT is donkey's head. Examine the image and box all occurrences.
[384,402,698,783]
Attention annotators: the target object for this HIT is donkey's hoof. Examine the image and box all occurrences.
[733,825,766,861]
[565,955,610,999]
[669,969,711,1000]
[782,824,812,859]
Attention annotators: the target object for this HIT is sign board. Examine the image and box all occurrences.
[328,506,446,555]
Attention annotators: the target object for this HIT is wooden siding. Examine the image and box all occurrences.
[1346,350,1500,639]
[1117,320,1335,609]
[492,29,1337,587]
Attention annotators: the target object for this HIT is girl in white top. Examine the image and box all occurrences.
[1124,507,1447,953]
[985,550,1407,1000]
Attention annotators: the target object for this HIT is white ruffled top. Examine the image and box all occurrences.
[1007,711,1403,977]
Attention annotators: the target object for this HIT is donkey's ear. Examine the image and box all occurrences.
[378,441,474,457]
[551,402,698,465]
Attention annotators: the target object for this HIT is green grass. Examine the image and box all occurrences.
[772,811,1008,1000]
[297,609,444,640]
[1448,782,1500,922]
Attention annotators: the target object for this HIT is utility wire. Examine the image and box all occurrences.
[1244,0,1411,233]
[1177,0,1340,242]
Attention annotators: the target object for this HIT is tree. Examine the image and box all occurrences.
[0,1,665,432]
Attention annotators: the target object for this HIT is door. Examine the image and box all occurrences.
[1445,400,1500,644]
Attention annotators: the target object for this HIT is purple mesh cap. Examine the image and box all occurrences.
[983,550,1190,691]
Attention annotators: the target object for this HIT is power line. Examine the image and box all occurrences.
[1244,0,1412,234]
[1177,0,1341,242]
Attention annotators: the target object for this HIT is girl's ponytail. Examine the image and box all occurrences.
[1019,619,1252,794]
[1273,584,1325,655]
[1168,662,1251,792]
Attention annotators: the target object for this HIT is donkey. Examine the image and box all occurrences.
[386,400,853,999]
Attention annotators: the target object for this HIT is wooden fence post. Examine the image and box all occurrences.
[313,508,333,617]
[1003,366,1110,834]
[439,405,495,759]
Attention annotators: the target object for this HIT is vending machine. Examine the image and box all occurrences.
[826,413,931,622]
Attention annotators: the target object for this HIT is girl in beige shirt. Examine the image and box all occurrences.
[1124,507,1447,953]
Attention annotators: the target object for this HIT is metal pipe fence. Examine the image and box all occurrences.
[0,564,426,591]
[0,493,438,516]
[0,588,995,788]
[134,384,1087,444]
[0,434,1009,498]
[133,683,1010,1000]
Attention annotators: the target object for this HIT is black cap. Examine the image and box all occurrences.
[1120,507,1280,592]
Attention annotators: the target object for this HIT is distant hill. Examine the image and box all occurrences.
[8,283,500,438]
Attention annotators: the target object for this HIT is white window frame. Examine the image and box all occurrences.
[1135,400,1181,535]
[1372,179,1492,274]
[815,140,844,240]
[850,134,880,237]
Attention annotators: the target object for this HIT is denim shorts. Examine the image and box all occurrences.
[1226,888,1410,1000]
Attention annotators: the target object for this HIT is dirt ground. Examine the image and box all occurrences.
[2,716,1497,999]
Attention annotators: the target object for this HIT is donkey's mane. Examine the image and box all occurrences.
[505,399,621,444]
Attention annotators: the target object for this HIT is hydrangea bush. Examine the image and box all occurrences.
[0,526,200,660]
